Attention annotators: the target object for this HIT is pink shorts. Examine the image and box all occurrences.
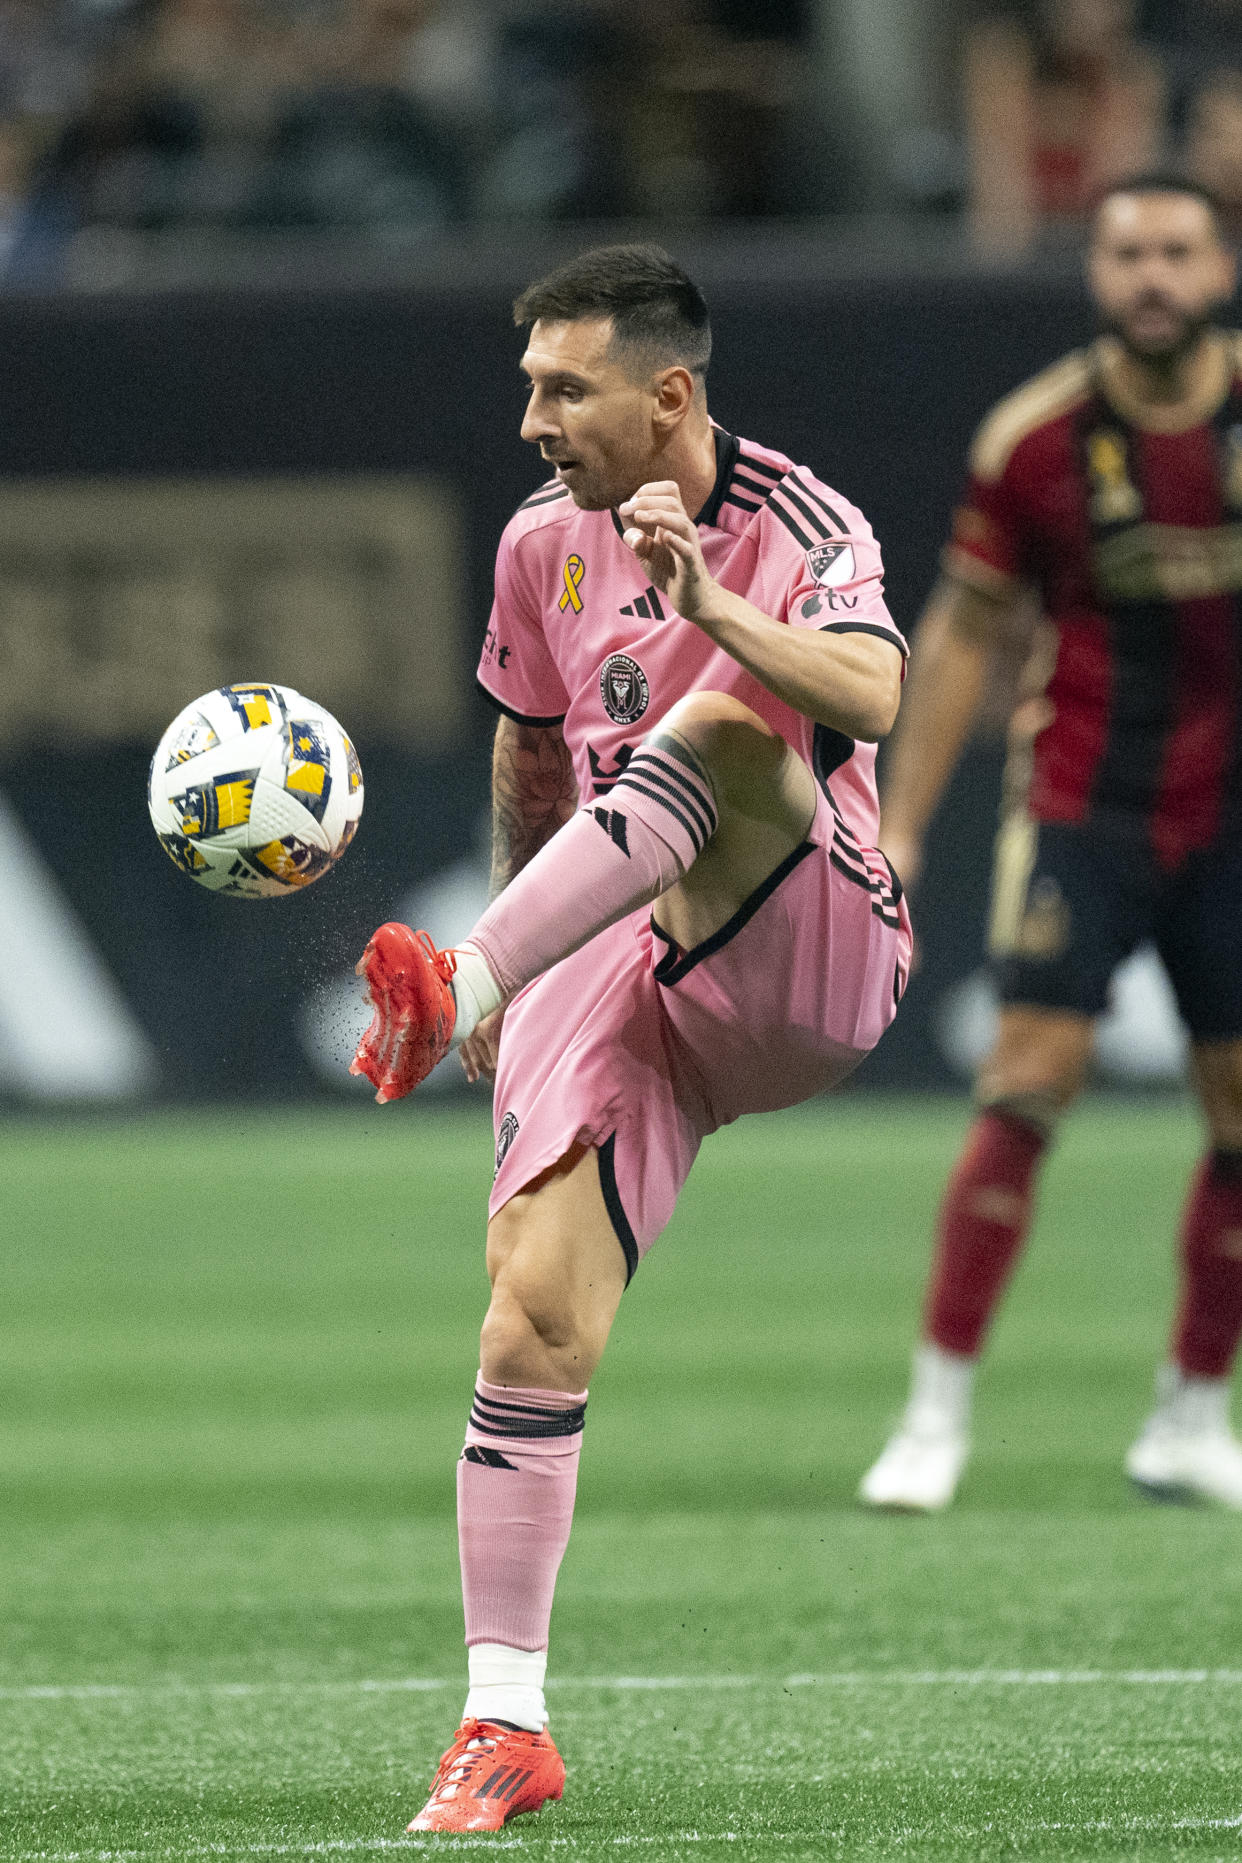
[489,789,912,1276]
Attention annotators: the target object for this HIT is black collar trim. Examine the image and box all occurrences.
[695,427,741,528]
[609,427,740,537]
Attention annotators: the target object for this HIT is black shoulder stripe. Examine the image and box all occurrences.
[732,467,780,498]
[772,479,832,541]
[723,489,762,513]
[767,497,816,551]
[738,452,784,482]
[790,471,847,534]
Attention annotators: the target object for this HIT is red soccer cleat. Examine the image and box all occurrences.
[405,1718,565,1833]
[350,922,456,1103]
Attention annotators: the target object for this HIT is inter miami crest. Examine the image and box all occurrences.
[495,1111,519,1177]
[806,542,855,587]
[599,652,650,725]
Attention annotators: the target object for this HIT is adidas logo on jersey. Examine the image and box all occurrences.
[619,585,666,620]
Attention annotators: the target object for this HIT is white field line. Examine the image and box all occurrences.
[9,1814,1242,1858]
[6,1668,1242,1703]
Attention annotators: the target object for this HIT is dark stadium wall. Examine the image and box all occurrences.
[0,265,1092,1100]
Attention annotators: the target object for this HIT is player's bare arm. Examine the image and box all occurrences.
[488,716,578,900]
[458,716,578,1084]
[877,574,1016,889]
[619,481,902,741]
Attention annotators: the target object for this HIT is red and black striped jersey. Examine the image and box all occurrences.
[945,331,1242,868]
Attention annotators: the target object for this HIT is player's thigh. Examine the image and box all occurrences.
[1170,843,1242,1148]
[977,1005,1095,1110]
[1156,837,1242,1064]
[989,816,1146,1035]
[482,1143,630,1391]
[653,693,818,951]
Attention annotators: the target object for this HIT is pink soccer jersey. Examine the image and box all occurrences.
[476,428,907,847]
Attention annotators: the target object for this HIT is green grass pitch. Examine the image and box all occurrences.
[4,1095,1242,1860]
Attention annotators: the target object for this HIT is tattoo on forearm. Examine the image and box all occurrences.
[489,718,578,899]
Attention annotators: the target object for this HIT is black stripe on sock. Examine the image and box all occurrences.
[622,756,717,842]
[628,743,718,816]
[469,1409,586,1440]
[472,1390,584,1418]
[471,1393,587,1437]
[613,777,705,851]
[645,729,714,788]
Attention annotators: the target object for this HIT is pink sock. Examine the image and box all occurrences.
[467,736,718,1000]
[458,1376,588,1651]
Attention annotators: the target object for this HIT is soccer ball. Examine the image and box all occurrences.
[148,682,364,897]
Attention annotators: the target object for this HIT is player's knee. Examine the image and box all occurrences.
[1193,1039,1242,1146]
[660,690,764,741]
[657,692,771,781]
[978,1013,1091,1120]
[479,1279,594,1387]
[655,691,804,820]
[976,1088,1067,1145]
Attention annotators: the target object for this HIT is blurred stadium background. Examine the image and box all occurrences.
[5,2,1242,1855]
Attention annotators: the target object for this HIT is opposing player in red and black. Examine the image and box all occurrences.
[861,173,1242,1510]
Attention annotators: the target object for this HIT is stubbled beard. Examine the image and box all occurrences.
[1102,302,1220,366]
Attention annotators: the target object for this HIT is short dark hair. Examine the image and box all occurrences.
[1095,170,1225,230]
[513,244,711,380]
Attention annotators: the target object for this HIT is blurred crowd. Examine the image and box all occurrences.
[1,0,1242,283]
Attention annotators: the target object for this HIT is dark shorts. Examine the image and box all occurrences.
[987,813,1242,1044]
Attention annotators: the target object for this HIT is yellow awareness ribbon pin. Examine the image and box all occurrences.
[558,554,585,613]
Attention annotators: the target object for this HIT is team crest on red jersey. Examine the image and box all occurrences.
[599,653,650,724]
[806,542,856,587]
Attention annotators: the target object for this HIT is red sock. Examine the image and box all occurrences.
[1173,1150,1242,1379]
[923,1111,1047,1357]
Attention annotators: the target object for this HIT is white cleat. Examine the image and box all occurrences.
[1126,1368,1242,1508]
[858,1419,970,1513]
[1125,1423,1242,1507]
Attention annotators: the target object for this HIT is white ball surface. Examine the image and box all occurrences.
[147,683,364,898]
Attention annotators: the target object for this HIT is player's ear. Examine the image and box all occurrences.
[652,365,696,434]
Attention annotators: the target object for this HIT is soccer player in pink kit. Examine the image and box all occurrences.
[350,246,912,1833]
